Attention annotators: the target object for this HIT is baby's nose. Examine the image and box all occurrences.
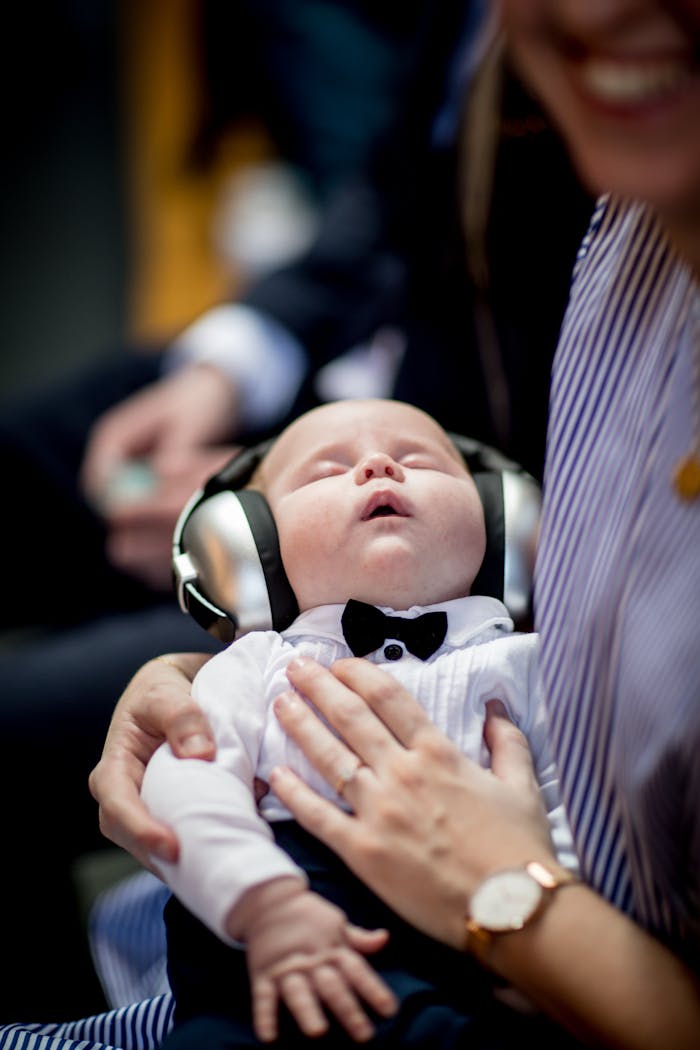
[355,452,404,482]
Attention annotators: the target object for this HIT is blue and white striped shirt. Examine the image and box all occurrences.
[535,196,700,968]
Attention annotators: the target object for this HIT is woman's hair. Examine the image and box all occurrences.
[458,23,512,450]
[460,21,505,297]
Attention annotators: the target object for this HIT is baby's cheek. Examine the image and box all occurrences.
[278,509,336,600]
[278,526,311,589]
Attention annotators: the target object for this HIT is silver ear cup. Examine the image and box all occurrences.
[173,490,274,640]
[172,486,299,641]
[501,470,541,625]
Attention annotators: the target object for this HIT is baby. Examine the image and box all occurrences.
[142,398,576,1049]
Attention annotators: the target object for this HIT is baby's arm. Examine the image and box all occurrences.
[140,638,306,936]
[230,876,397,1043]
[142,637,397,1041]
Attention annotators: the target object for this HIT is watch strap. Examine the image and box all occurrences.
[464,860,577,959]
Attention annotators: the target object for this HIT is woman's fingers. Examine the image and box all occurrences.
[273,688,365,785]
[89,759,179,865]
[269,763,365,863]
[137,660,216,760]
[273,686,381,809]
[331,657,436,745]
[88,654,214,864]
[285,656,433,760]
[484,699,539,792]
[285,658,399,768]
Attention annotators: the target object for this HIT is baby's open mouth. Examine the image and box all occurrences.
[361,492,408,520]
[368,504,398,519]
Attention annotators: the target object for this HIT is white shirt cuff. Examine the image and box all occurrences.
[167,304,308,429]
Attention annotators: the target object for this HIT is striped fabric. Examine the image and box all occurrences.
[0,995,174,1050]
[535,196,700,964]
[88,871,170,1010]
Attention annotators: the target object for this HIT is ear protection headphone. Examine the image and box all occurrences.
[172,434,541,644]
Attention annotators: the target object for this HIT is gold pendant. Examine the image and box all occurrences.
[673,453,700,501]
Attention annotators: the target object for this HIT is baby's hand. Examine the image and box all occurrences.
[231,878,397,1042]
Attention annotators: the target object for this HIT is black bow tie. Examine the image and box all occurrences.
[341,599,447,660]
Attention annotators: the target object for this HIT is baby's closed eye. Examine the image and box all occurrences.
[306,460,349,483]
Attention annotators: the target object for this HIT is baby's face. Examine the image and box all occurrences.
[260,400,486,612]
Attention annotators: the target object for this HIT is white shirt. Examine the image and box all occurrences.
[142,595,576,943]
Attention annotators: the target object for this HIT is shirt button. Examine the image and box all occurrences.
[383,643,403,661]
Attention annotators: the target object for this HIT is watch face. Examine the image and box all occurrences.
[471,869,543,932]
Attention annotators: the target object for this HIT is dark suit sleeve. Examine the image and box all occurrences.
[240,178,406,369]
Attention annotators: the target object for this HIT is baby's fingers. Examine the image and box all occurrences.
[337,947,398,1021]
[345,923,390,955]
[279,971,329,1040]
[311,962,378,1042]
[251,976,279,1043]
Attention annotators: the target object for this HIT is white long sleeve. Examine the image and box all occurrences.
[166,304,308,429]
[141,634,308,944]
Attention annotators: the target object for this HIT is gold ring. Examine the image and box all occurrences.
[333,761,364,798]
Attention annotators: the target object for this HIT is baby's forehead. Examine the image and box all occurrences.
[292,403,396,444]
[306,402,452,447]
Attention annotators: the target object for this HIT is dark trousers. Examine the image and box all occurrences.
[0,352,223,1020]
[162,822,583,1049]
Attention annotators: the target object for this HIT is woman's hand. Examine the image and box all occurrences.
[88,653,216,868]
[271,657,700,1048]
[270,656,555,950]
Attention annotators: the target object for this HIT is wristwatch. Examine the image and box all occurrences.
[465,860,576,958]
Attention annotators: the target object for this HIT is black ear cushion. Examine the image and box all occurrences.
[181,577,238,644]
[203,440,276,496]
[448,431,525,477]
[448,432,532,606]
[235,490,299,632]
[471,472,505,602]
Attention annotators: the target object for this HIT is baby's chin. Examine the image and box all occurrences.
[334,581,471,613]
[292,552,474,612]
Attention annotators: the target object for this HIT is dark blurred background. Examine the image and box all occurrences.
[0,0,420,399]
[1,2,127,395]
[0,0,314,397]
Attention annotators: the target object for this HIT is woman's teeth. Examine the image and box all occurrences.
[581,59,690,105]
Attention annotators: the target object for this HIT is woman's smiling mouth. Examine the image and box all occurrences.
[579,54,696,108]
